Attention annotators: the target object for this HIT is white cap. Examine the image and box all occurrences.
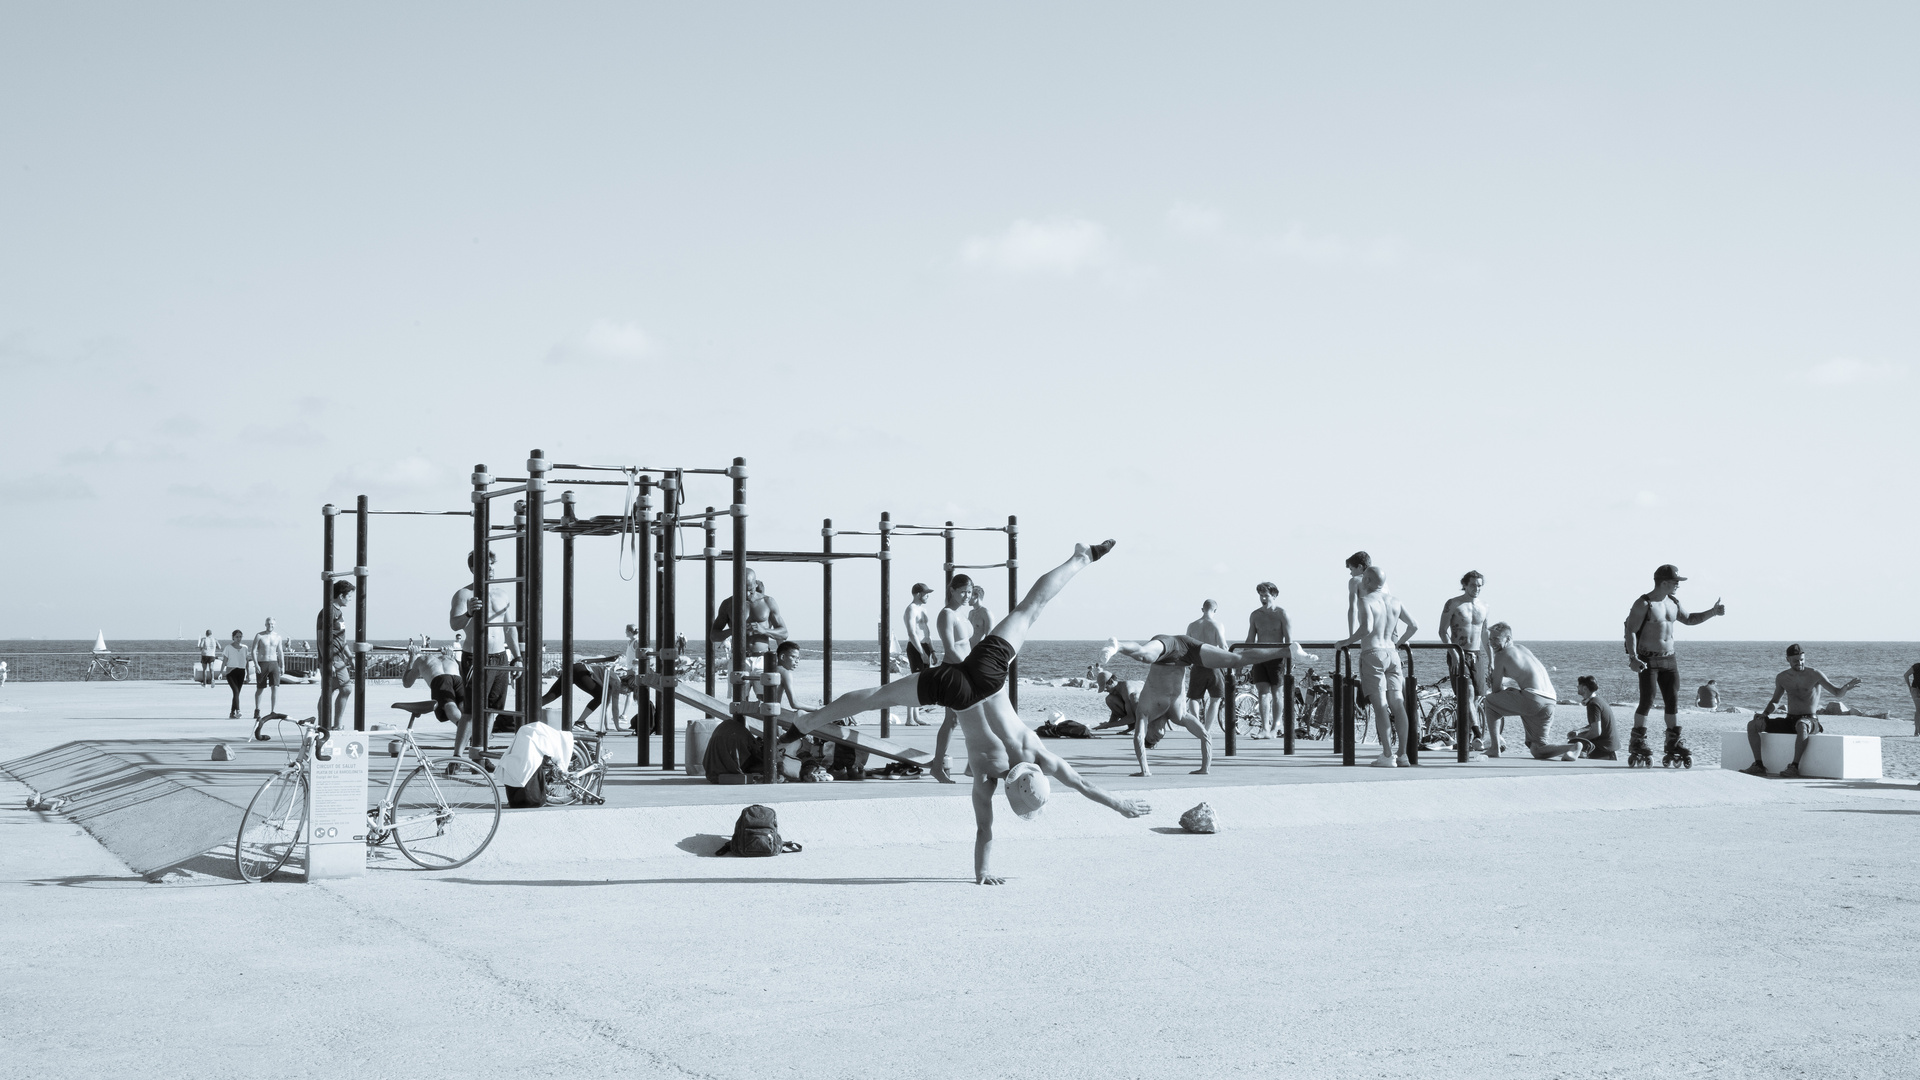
[1005,761,1051,819]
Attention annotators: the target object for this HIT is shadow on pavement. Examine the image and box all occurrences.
[432,875,961,887]
[1810,807,1920,816]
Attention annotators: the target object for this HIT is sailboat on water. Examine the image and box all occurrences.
[93,631,109,655]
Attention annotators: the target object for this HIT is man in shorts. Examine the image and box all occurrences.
[197,630,218,688]
[1623,564,1726,767]
[402,638,471,754]
[1185,599,1229,732]
[1344,552,1373,722]
[1743,644,1860,778]
[1245,582,1297,739]
[249,616,286,725]
[899,583,938,725]
[967,585,993,648]
[1438,571,1492,751]
[1336,566,1417,767]
[799,541,1114,728]
[316,580,355,730]
[1482,622,1583,761]
[1101,630,1313,776]
[451,550,520,736]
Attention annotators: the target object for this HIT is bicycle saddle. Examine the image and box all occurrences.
[390,700,438,719]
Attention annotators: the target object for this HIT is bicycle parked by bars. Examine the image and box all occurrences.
[84,653,131,681]
[236,712,503,882]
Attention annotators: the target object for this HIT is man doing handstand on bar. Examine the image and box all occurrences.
[1100,631,1317,776]
[798,541,1116,728]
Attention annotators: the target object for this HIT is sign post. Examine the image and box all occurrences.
[305,732,368,880]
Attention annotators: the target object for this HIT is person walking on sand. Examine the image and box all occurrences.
[798,541,1115,728]
[197,630,218,688]
[1743,645,1860,778]
[249,617,286,725]
[900,583,938,726]
[1102,629,1314,777]
[1438,571,1493,752]
[1245,583,1298,740]
[1623,565,1726,768]
[1335,566,1417,768]
[1483,623,1584,761]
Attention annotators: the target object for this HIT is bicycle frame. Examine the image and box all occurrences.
[366,728,459,842]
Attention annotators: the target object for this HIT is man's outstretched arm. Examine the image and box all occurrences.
[1037,750,1150,818]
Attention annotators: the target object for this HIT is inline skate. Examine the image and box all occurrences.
[1626,725,1653,768]
[1661,726,1692,769]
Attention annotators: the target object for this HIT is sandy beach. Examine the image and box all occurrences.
[4,677,1918,1079]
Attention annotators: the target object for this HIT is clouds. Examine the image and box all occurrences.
[0,473,96,502]
[960,218,1115,277]
[1167,200,1407,270]
[545,320,653,365]
[1805,357,1906,386]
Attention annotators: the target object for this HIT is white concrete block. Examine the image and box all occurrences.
[1720,731,1881,779]
[1799,734,1882,779]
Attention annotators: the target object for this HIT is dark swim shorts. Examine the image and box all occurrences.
[429,673,463,704]
[1151,634,1197,666]
[1187,665,1224,700]
[1249,659,1282,686]
[905,642,933,674]
[1763,713,1818,736]
[916,635,1017,711]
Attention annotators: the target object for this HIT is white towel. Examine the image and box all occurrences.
[498,722,574,788]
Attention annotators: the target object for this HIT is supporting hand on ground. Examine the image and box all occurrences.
[932,757,956,784]
[1116,797,1151,818]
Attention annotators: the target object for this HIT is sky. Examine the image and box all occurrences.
[2,2,1915,647]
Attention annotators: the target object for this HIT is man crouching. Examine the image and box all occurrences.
[930,689,1151,884]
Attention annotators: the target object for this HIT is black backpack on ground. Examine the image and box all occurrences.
[716,804,800,856]
[506,760,548,809]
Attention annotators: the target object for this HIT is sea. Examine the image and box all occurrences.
[3,638,1915,717]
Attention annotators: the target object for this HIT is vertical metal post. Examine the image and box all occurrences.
[635,477,653,765]
[527,450,547,727]
[1006,515,1018,712]
[320,505,336,730]
[878,512,891,739]
[1331,647,1346,760]
[560,490,575,732]
[703,509,717,698]
[1453,645,1471,763]
[1283,659,1297,756]
[1402,647,1419,765]
[1341,649,1356,766]
[822,518,833,706]
[943,521,954,596]
[726,459,766,783]
[470,465,490,755]
[1223,668,1237,756]
[660,471,680,771]
[353,496,368,732]
[513,500,528,735]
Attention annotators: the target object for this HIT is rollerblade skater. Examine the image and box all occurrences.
[1626,726,1654,768]
[1661,726,1692,768]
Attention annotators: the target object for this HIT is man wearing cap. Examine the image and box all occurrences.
[1623,565,1725,767]
[900,582,937,725]
[1744,645,1859,778]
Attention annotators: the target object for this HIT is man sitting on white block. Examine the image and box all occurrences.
[1742,644,1859,779]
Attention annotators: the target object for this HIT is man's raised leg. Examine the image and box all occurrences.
[990,541,1114,651]
[799,676,928,731]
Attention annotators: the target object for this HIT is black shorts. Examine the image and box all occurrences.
[1151,634,1196,666]
[430,673,463,704]
[1249,659,1281,686]
[905,643,933,674]
[1764,713,1818,735]
[916,635,1017,711]
[1187,665,1224,701]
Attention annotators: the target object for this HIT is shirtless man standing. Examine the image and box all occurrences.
[451,550,521,740]
[1744,644,1860,778]
[967,585,993,649]
[316,581,355,730]
[1335,566,1417,768]
[1438,571,1493,752]
[900,584,937,726]
[1344,552,1373,722]
[713,569,790,705]
[930,681,1151,884]
[1622,564,1726,768]
[1483,622,1583,761]
[930,576,978,749]
[402,638,471,755]
[1245,583,1296,739]
[249,616,286,725]
[1185,599,1229,732]
[1102,630,1313,776]
[798,541,1113,728]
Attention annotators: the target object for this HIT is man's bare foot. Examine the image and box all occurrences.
[1088,539,1117,561]
[976,875,1005,885]
[1190,767,1208,775]
[1116,797,1151,817]
[1099,638,1120,665]
[1131,770,1151,777]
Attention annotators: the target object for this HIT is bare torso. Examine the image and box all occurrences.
[1355,592,1401,654]
[1491,642,1556,700]
[1443,595,1487,651]
[1631,596,1680,656]
[904,601,933,652]
[968,605,992,647]
[1187,614,1226,648]
[1247,605,1289,644]
[1775,667,1835,714]
[953,690,1043,778]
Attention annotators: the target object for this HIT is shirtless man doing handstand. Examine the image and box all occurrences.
[1101,632,1315,776]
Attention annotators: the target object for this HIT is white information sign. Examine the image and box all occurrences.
[306,731,369,880]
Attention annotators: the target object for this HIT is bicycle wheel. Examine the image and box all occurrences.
[545,743,605,806]
[1231,692,1259,734]
[237,771,304,882]
[106,660,126,682]
[391,757,502,870]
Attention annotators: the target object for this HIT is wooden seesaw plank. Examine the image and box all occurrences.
[668,684,935,767]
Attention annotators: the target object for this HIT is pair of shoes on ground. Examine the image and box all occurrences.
[1370,753,1413,768]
